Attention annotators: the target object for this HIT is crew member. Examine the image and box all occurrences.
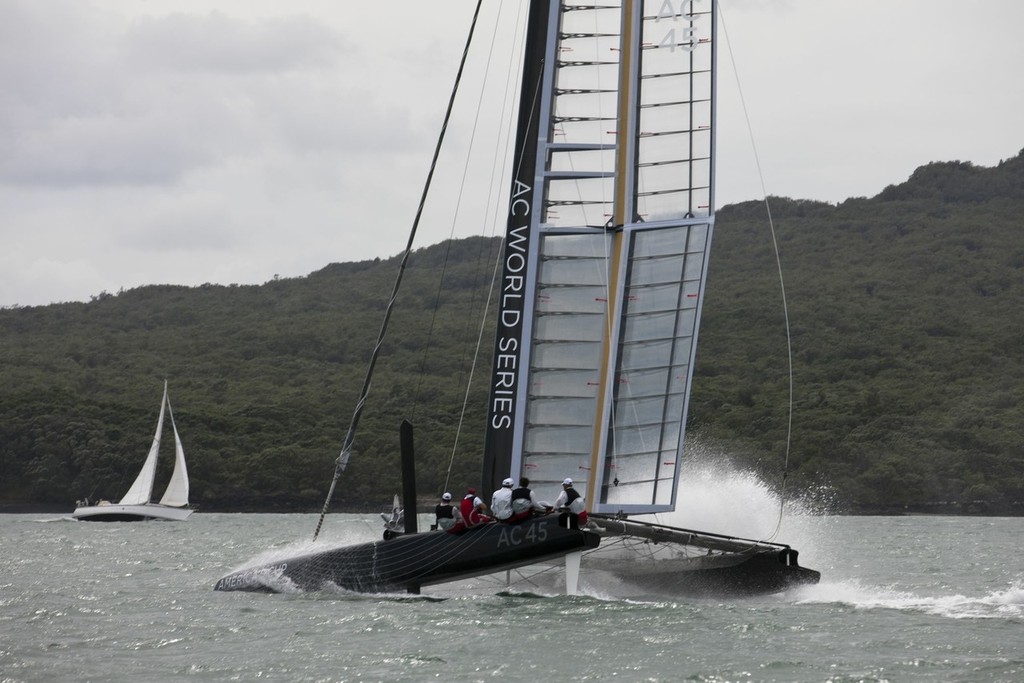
[433,492,456,531]
[553,477,588,529]
[491,477,515,522]
[510,477,546,523]
[460,487,491,527]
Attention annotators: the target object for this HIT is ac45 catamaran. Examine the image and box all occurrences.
[215,0,818,596]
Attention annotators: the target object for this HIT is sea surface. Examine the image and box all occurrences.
[1,510,1022,682]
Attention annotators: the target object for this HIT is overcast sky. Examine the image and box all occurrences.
[2,1,1022,308]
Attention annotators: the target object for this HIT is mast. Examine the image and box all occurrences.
[586,1,641,511]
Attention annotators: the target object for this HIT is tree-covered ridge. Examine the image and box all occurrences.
[2,151,1023,513]
[692,150,1024,512]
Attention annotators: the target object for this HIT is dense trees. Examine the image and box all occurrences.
[2,152,1023,514]
[691,151,1024,513]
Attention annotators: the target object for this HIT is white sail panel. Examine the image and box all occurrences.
[540,4,622,230]
[619,365,689,397]
[531,341,605,369]
[538,257,609,287]
[527,396,601,425]
[634,2,714,222]
[118,382,167,505]
[598,222,711,512]
[529,369,601,398]
[519,233,609,487]
[537,286,607,314]
[533,314,605,342]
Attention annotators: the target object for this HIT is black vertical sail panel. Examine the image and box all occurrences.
[481,0,553,492]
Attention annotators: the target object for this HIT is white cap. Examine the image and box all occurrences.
[502,477,514,487]
[562,478,573,486]
[441,492,452,501]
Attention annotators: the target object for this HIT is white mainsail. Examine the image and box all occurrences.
[118,380,168,505]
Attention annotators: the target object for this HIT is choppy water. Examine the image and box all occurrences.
[2,511,1022,682]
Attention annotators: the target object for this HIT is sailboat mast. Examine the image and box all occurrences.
[584,0,641,510]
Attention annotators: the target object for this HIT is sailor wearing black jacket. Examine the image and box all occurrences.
[553,477,588,529]
[509,477,546,523]
[433,492,456,531]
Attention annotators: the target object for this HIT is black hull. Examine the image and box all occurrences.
[215,514,599,594]
[78,514,153,522]
[587,514,820,596]
[214,512,820,597]
[599,548,820,598]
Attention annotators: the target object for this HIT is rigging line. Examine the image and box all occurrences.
[445,0,528,493]
[409,0,507,427]
[444,239,503,494]
[718,2,793,542]
[446,9,545,492]
[312,0,486,542]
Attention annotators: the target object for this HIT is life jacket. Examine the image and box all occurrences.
[564,487,586,514]
[511,487,533,514]
[435,503,455,530]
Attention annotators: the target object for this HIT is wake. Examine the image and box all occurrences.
[794,579,1024,619]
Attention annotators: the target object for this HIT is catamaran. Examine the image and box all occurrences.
[73,380,192,522]
[215,0,818,596]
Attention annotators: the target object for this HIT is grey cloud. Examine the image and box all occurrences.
[123,11,347,74]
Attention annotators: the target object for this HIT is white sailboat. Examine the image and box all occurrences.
[216,0,817,596]
[73,381,192,522]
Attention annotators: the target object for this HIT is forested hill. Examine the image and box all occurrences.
[2,150,1023,514]
[694,150,1024,514]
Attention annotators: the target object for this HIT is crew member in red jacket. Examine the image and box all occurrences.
[460,487,491,527]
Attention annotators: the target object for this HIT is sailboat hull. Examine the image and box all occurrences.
[589,516,820,596]
[596,549,820,597]
[215,514,600,594]
[72,503,193,522]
